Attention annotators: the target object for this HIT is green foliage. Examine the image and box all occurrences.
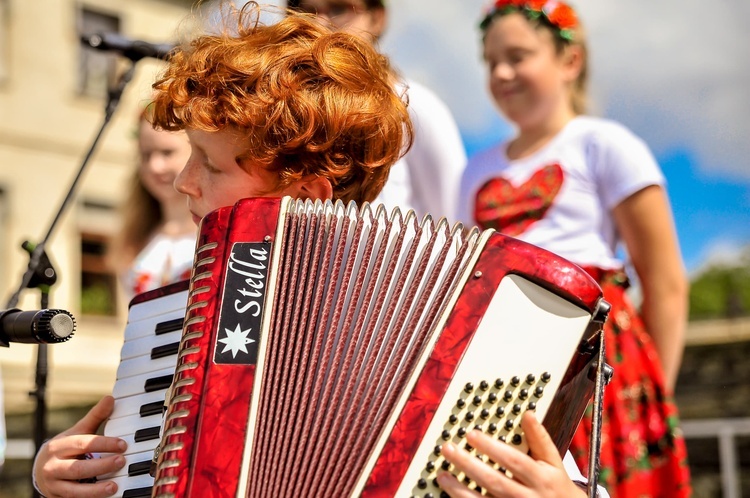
[689,251,750,320]
[81,281,116,315]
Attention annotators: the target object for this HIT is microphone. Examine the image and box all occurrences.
[0,308,76,347]
[80,32,176,62]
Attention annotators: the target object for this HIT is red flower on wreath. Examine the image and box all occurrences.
[545,3,578,30]
[481,0,579,36]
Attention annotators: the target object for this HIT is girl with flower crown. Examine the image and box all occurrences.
[457,1,692,497]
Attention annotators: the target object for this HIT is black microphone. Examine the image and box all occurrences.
[0,308,76,347]
[80,32,176,62]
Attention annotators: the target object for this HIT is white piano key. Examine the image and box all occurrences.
[111,390,169,420]
[101,472,154,498]
[119,331,181,361]
[127,289,189,324]
[114,430,162,457]
[112,366,175,399]
[105,412,162,438]
[123,308,185,342]
[116,352,179,381]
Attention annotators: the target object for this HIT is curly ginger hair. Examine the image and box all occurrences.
[150,2,412,204]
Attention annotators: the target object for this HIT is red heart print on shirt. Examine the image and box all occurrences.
[473,163,564,236]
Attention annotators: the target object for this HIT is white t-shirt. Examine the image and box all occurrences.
[458,116,664,269]
[373,79,467,221]
[120,233,196,299]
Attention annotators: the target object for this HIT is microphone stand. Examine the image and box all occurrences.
[2,62,137,498]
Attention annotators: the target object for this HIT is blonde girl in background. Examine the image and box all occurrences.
[458,1,691,496]
[107,108,196,300]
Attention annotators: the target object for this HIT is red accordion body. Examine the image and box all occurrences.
[102,197,607,498]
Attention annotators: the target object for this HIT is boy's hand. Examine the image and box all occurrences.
[34,396,128,498]
[437,411,586,497]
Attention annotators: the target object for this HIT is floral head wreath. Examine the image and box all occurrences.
[479,0,579,41]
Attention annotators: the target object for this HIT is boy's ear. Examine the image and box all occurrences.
[294,175,334,201]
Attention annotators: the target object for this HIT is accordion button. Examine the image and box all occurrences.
[534,386,545,397]
[526,373,536,384]
[495,406,505,417]
[510,376,520,387]
[512,434,523,445]
[494,378,504,389]
[528,402,537,411]
[518,389,529,400]
[488,392,498,403]
[512,404,522,415]
[541,372,552,382]
[449,414,458,425]
[465,412,475,422]
[463,382,474,393]
[417,478,427,489]
[479,380,489,391]
[441,430,451,441]
[472,396,482,406]
[480,409,490,419]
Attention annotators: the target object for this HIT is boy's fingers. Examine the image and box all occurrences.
[46,434,127,460]
[521,412,564,467]
[440,439,526,496]
[59,454,126,482]
[64,396,115,436]
[49,478,119,498]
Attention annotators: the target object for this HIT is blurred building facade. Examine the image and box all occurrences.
[0,0,193,417]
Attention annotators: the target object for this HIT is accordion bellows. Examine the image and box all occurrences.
[103,197,607,498]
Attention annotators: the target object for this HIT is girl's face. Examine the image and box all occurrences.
[483,13,577,130]
[138,122,192,205]
[175,128,303,225]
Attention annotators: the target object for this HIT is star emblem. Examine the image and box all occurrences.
[218,323,256,358]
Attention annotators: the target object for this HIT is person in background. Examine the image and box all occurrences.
[106,109,196,300]
[288,0,467,221]
[32,4,606,497]
[458,1,691,496]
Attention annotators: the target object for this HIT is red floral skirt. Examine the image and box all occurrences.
[569,267,692,498]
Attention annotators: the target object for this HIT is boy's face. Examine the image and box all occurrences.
[176,128,301,225]
[296,0,386,39]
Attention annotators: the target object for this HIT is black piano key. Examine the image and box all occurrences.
[144,375,173,392]
[134,426,161,442]
[151,342,180,360]
[154,317,184,335]
[123,487,153,498]
[128,461,153,477]
[139,401,165,418]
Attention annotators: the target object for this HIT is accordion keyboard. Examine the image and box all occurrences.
[99,284,189,498]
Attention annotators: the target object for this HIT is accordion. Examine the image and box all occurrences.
[101,196,609,498]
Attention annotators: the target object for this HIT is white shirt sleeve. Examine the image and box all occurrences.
[564,451,610,498]
[400,80,467,221]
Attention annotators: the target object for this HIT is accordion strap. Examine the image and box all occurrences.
[587,330,614,498]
